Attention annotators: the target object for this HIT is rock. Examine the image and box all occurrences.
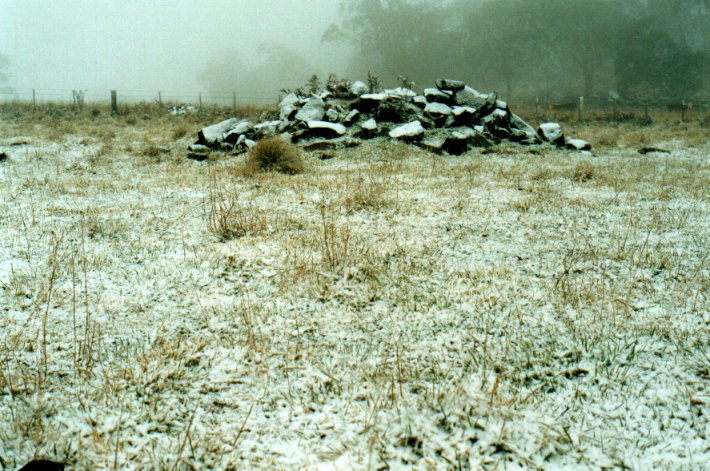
[223,120,253,143]
[538,122,565,145]
[307,121,347,138]
[351,80,369,96]
[254,120,282,137]
[343,109,360,124]
[325,108,340,122]
[360,118,378,131]
[385,87,417,98]
[508,113,540,144]
[197,118,241,146]
[565,137,592,151]
[279,93,300,120]
[303,140,338,152]
[357,93,390,113]
[389,120,425,140]
[638,146,670,155]
[425,88,453,103]
[244,139,256,149]
[413,96,428,108]
[295,95,325,122]
[187,144,210,161]
[484,109,511,139]
[452,127,493,148]
[375,100,420,123]
[421,137,445,154]
[443,134,469,155]
[424,102,453,116]
[456,88,498,116]
[19,460,66,471]
[436,79,466,92]
[0,152,7,162]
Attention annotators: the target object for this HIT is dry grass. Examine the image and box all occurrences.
[0,107,708,469]
[244,136,304,175]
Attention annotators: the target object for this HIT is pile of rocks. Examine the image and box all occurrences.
[188,78,590,159]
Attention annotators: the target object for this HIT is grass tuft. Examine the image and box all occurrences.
[245,136,304,175]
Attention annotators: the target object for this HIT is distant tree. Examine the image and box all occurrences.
[614,21,709,99]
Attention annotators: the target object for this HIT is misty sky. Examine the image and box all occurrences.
[0,0,345,97]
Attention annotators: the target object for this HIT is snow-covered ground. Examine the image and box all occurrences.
[0,124,708,469]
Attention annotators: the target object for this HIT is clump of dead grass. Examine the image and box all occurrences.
[573,160,594,182]
[245,136,304,175]
[207,183,268,241]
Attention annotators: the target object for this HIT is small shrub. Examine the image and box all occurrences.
[246,137,304,175]
[573,160,594,182]
[172,123,190,140]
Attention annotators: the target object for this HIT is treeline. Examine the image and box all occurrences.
[324,0,710,103]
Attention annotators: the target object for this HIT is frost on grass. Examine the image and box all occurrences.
[0,117,708,469]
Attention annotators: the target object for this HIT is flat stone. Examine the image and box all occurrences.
[425,102,453,116]
[421,137,445,154]
[385,87,416,98]
[295,95,325,122]
[343,109,360,124]
[351,81,369,96]
[307,120,347,137]
[360,93,389,101]
[425,88,453,103]
[565,137,592,151]
[413,96,428,107]
[456,88,497,115]
[538,122,565,144]
[436,79,466,92]
[197,118,241,146]
[389,120,424,140]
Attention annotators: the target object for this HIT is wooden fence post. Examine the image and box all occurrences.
[644,102,649,124]
[681,100,686,122]
[198,93,202,110]
[578,96,584,122]
[612,98,617,125]
[158,91,162,106]
[535,96,539,122]
[111,90,118,115]
[232,92,236,112]
[32,89,36,108]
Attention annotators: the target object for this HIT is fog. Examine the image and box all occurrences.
[1,0,708,104]
[0,0,347,102]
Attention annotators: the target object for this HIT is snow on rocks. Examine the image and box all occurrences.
[191,77,591,156]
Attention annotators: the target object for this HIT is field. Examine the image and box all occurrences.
[0,105,708,469]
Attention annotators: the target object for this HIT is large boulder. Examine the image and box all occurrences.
[295,95,325,122]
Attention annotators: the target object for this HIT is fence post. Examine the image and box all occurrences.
[535,96,539,122]
[110,90,118,115]
[681,100,686,122]
[578,96,584,122]
[198,93,202,110]
[232,92,236,113]
[612,98,617,125]
[644,102,649,124]
[158,91,162,107]
[32,89,36,108]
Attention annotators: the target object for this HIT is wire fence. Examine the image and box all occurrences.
[1,87,707,124]
[0,87,278,107]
